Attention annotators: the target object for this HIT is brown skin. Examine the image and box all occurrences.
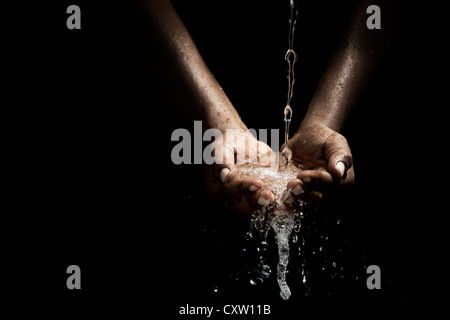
[281,0,394,205]
[204,129,277,215]
[141,0,276,214]
[142,0,391,215]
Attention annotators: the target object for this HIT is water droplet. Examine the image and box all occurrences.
[250,277,263,285]
[226,118,231,123]
[259,241,268,252]
[255,220,263,230]
[333,261,337,268]
[245,232,253,241]
[279,283,291,300]
[291,233,298,243]
[261,265,271,278]
[213,286,219,293]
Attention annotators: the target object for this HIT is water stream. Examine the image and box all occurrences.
[239,165,306,300]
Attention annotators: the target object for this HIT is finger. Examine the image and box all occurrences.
[226,188,274,215]
[283,178,304,206]
[297,169,333,185]
[337,165,355,187]
[235,176,264,194]
[249,188,275,208]
[226,187,275,215]
[223,172,270,203]
[286,178,304,195]
[218,164,238,184]
[323,133,353,179]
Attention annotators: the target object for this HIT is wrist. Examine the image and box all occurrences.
[299,113,330,131]
[203,108,247,133]
[301,105,344,132]
[293,115,337,144]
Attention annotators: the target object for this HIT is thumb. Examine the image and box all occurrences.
[218,164,238,184]
[323,133,353,179]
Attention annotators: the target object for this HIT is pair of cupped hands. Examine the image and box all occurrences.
[205,120,354,215]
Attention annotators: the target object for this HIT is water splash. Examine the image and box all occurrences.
[271,213,294,300]
[239,164,307,300]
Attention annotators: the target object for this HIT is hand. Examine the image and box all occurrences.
[204,129,277,215]
[282,120,354,204]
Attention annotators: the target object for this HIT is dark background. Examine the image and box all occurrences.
[9,0,449,315]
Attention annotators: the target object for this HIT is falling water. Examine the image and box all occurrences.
[239,164,306,300]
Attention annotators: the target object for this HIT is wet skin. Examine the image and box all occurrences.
[143,0,391,216]
[205,122,354,216]
[204,130,277,215]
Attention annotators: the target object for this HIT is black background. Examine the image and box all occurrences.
[8,0,450,315]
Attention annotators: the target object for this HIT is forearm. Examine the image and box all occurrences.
[302,0,390,132]
[141,0,245,132]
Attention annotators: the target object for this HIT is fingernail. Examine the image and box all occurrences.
[220,168,231,183]
[302,177,312,184]
[291,184,303,195]
[336,161,345,178]
[258,197,270,206]
[284,196,294,204]
[249,185,259,192]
